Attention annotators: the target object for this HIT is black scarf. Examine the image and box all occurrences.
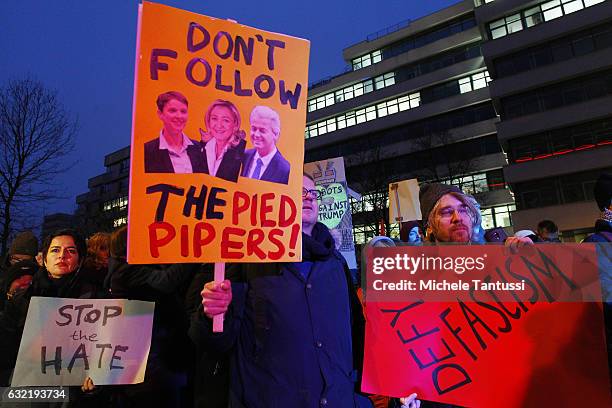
[302,222,335,262]
[31,267,84,298]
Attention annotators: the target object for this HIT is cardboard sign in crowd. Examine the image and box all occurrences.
[129,2,310,264]
[11,298,154,386]
[305,157,357,269]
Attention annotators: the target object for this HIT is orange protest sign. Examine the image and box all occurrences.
[128,2,309,263]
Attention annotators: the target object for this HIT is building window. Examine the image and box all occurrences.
[488,0,606,40]
[395,42,483,81]
[351,16,476,70]
[306,102,498,163]
[307,73,396,114]
[481,204,516,229]
[306,68,496,139]
[474,0,496,6]
[309,43,485,113]
[501,69,612,119]
[494,23,612,78]
[113,217,127,228]
[119,158,130,174]
[306,91,421,138]
[352,50,382,70]
[513,168,611,210]
[508,117,612,163]
[459,71,492,94]
[442,169,506,195]
[103,195,129,212]
[374,72,396,89]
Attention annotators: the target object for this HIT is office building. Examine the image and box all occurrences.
[75,146,130,236]
[305,0,514,243]
[474,0,612,241]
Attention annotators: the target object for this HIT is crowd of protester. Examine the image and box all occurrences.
[0,171,609,407]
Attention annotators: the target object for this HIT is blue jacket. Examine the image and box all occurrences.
[190,224,371,408]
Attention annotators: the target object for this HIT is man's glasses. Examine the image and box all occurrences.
[302,188,322,200]
[437,205,470,218]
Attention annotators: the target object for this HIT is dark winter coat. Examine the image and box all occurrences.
[103,259,196,407]
[190,222,372,408]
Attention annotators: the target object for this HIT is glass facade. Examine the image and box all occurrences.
[513,168,611,210]
[501,69,612,119]
[306,71,491,139]
[507,116,612,163]
[307,73,395,113]
[102,195,128,212]
[352,16,476,70]
[494,23,612,78]
[488,0,606,40]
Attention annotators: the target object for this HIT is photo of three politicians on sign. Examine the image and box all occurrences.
[143,90,290,185]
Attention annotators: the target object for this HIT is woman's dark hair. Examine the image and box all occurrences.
[41,229,87,266]
[156,91,188,111]
[110,226,128,259]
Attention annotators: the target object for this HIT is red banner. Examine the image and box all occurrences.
[362,245,611,407]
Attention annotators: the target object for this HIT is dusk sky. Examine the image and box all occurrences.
[1,0,457,224]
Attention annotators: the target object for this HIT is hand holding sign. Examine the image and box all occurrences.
[201,279,233,320]
[400,393,420,408]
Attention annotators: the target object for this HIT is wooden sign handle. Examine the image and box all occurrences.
[212,262,225,333]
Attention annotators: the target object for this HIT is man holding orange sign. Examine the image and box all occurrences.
[192,174,372,407]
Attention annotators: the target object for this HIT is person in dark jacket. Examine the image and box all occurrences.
[81,232,110,289]
[192,174,372,408]
[183,262,233,408]
[104,226,196,408]
[582,172,612,385]
[0,229,99,397]
[584,172,612,244]
[0,230,39,307]
[536,219,562,242]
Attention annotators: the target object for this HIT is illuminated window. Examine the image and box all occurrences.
[305,91,421,139]
[102,195,128,212]
[113,217,127,228]
[488,0,606,40]
[480,204,516,229]
[308,74,394,113]
[458,71,492,94]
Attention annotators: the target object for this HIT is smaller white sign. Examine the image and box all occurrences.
[11,297,154,386]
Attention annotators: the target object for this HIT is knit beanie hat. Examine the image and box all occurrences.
[9,231,39,257]
[419,183,463,226]
[594,172,612,211]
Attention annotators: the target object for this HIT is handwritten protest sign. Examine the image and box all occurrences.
[388,179,421,223]
[305,157,357,269]
[129,2,310,263]
[362,244,611,407]
[12,297,154,386]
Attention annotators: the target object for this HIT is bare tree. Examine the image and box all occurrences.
[346,145,399,239]
[345,130,480,240]
[414,130,478,183]
[0,78,77,255]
